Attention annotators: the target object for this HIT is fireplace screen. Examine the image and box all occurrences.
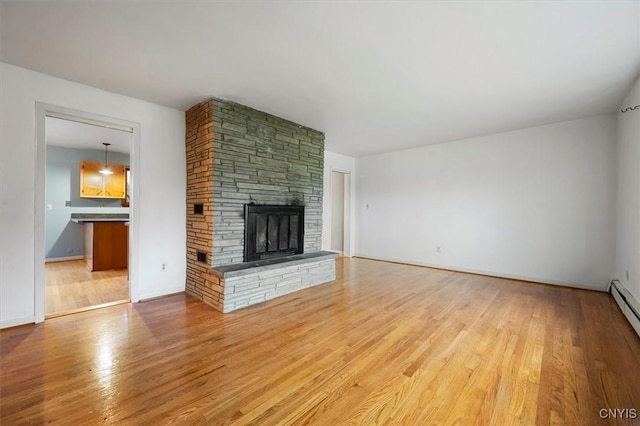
[244,204,304,262]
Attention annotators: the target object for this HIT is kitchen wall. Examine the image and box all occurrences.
[355,114,617,290]
[45,146,130,260]
[1,62,186,328]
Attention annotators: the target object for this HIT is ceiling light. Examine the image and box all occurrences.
[99,142,113,175]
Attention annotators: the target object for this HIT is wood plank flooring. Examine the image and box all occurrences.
[45,260,129,316]
[3,258,639,425]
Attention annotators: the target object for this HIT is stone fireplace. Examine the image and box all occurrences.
[185,98,337,313]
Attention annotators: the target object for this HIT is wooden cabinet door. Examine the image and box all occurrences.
[80,161,126,199]
[84,222,128,271]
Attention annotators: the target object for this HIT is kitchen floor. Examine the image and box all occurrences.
[45,260,128,316]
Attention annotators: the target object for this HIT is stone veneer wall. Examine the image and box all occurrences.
[211,99,325,266]
[184,98,326,311]
[185,100,218,306]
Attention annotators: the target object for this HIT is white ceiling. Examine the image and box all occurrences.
[46,117,132,154]
[2,1,639,157]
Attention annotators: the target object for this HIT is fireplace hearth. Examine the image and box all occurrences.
[244,204,304,262]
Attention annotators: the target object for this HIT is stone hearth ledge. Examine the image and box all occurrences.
[208,251,338,313]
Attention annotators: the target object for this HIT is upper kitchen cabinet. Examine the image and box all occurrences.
[80,161,126,199]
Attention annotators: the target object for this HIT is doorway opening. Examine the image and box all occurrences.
[35,104,139,322]
[330,170,351,257]
[44,116,132,317]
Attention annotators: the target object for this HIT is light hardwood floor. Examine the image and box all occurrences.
[45,260,129,316]
[3,258,639,425]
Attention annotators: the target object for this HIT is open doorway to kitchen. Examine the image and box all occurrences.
[35,104,139,321]
[330,170,351,257]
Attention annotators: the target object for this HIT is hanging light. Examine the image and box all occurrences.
[99,142,113,175]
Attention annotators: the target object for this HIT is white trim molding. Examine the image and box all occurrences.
[35,102,141,322]
[45,255,84,263]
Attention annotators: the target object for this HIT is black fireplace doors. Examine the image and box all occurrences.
[244,204,304,262]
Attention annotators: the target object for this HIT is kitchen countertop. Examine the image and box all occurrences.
[71,213,129,223]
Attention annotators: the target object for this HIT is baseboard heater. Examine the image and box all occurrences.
[609,280,640,338]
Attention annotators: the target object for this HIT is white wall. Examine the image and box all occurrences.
[0,63,186,327]
[322,150,356,255]
[614,75,640,304]
[355,115,617,290]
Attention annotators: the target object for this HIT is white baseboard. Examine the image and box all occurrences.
[610,280,640,338]
[623,309,640,337]
[352,254,608,291]
[1,315,35,329]
[136,287,185,303]
[45,255,84,263]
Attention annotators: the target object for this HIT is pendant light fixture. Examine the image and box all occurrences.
[99,142,113,175]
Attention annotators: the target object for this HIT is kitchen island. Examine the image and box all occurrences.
[71,213,128,272]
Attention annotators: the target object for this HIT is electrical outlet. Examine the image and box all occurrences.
[46,204,53,211]
[162,263,166,271]
[65,200,71,207]
[436,246,441,253]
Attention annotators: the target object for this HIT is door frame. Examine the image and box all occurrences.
[330,168,352,257]
[35,103,141,322]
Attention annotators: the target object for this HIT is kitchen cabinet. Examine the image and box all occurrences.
[80,161,126,199]
[83,221,128,271]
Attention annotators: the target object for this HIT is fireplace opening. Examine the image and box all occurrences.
[244,204,304,262]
